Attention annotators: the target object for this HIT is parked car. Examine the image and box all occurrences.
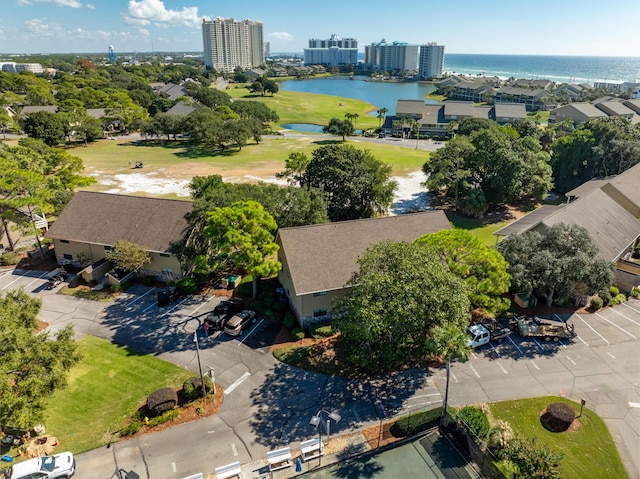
[157,286,180,306]
[46,269,68,290]
[224,310,257,336]
[3,451,75,479]
[204,299,244,334]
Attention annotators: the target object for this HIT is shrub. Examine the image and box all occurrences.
[273,345,312,365]
[457,406,490,444]
[121,420,142,436]
[589,296,603,311]
[176,276,198,294]
[265,309,283,322]
[183,377,213,401]
[598,290,611,306]
[250,300,264,314]
[259,290,276,309]
[146,388,178,416]
[0,251,20,266]
[309,321,333,338]
[272,301,288,314]
[142,276,155,286]
[541,402,575,432]
[632,287,640,299]
[392,408,442,437]
[488,420,514,451]
[283,312,297,330]
[499,435,563,479]
[609,286,620,297]
[237,280,253,297]
[609,293,627,306]
[291,328,305,340]
[147,408,179,427]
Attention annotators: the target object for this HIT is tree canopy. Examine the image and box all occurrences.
[0,290,80,428]
[416,229,511,315]
[202,201,281,298]
[323,118,354,140]
[498,223,614,307]
[301,144,397,222]
[105,239,151,274]
[333,240,471,370]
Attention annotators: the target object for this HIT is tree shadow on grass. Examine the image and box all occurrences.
[312,139,344,146]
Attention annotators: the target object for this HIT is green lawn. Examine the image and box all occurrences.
[447,214,507,247]
[226,85,380,130]
[43,335,193,453]
[489,396,627,479]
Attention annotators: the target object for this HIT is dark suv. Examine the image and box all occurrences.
[204,298,244,332]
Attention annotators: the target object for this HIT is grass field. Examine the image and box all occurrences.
[489,396,627,479]
[43,335,193,453]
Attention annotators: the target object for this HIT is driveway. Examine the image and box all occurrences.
[12,273,638,479]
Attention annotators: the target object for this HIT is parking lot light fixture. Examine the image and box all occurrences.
[193,332,205,397]
[309,409,341,465]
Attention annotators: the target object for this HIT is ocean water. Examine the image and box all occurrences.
[443,54,640,84]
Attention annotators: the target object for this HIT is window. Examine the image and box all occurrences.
[63,254,73,260]
[60,239,69,244]
[313,309,327,317]
[313,291,327,297]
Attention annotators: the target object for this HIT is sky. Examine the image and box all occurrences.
[2,0,640,56]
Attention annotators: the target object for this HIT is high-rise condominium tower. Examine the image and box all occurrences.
[202,17,264,72]
[304,34,358,67]
[418,43,445,79]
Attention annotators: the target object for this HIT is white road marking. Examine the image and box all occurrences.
[207,430,215,434]
[575,314,609,345]
[224,372,251,395]
[125,287,156,307]
[25,271,50,288]
[160,295,191,317]
[238,319,263,345]
[595,312,636,339]
[489,343,501,356]
[1,270,28,290]
[530,360,540,371]
[607,352,616,359]
[451,372,458,383]
[576,334,590,347]
[610,308,640,327]
[142,301,157,313]
[469,365,481,378]
[171,462,176,472]
[629,402,640,408]
[497,362,508,374]
[507,336,523,355]
[231,443,238,456]
[622,302,640,315]
[565,356,577,366]
[533,338,545,350]
[351,406,360,423]
[187,294,217,317]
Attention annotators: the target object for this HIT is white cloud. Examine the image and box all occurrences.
[268,31,294,42]
[17,0,83,7]
[86,3,95,9]
[126,0,200,28]
[24,18,64,38]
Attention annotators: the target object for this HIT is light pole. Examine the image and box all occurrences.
[193,332,206,396]
[309,409,341,466]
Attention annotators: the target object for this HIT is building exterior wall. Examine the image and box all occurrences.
[418,43,445,79]
[203,18,264,72]
[365,41,419,73]
[52,239,182,279]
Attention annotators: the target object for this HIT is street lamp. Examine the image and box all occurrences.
[193,332,206,397]
[309,409,341,466]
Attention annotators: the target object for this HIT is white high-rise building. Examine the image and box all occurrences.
[202,17,264,72]
[304,34,358,67]
[364,39,419,73]
[418,43,445,79]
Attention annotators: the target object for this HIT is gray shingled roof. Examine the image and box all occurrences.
[396,100,425,116]
[277,211,452,295]
[21,105,58,114]
[563,103,608,118]
[493,205,566,238]
[493,103,527,119]
[166,101,200,117]
[420,104,445,124]
[605,162,640,209]
[444,101,476,117]
[594,101,635,116]
[623,99,640,114]
[565,177,612,199]
[542,189,640,262]
[46,191,192,253]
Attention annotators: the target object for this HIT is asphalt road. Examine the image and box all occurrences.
[2,268,638,479]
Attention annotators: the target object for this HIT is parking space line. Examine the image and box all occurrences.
[507,336,523,355]
[224,372,251,395]
[469,365,480,378]
[186,294,217,317]
[576,334,590,347]
[610,308,640,327]
[238,319,263,345]
[621,302,640,314]
[565,356,576,365]
[351,406,361,423]
[607,352,616,359]
[451,371,458,383]
[25,270,51,288]
[497,362,508,374]
[1,270,28,290]
[231,443,238,456]
[575,314,609,344]
[533,338,545,350]
[530,360,540,370]
[160,295,191,317]
[125,287,156,307]
[595,312,637,339]
[143,301,157,313]
[489,343,501,356]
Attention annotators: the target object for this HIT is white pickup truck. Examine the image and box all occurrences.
[467,322,511,348]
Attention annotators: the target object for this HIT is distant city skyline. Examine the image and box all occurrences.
[3,0,639,57]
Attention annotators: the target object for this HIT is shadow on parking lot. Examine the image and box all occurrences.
[248,362,431,448]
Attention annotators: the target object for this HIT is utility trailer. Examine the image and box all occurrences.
[514,316,576,342]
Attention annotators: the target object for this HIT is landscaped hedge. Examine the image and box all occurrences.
[309,320,333,338]
[1,251,20,266]
[146,387,178,416]
[183,376,213,401]
[589,296,603,311]
[457,406,490,443]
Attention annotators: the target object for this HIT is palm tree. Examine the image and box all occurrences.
[407,118,421,149]
[344,112,359,134]
[376,107,388,128]
[428,323,471,420]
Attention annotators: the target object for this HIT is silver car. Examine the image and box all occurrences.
[4,451,75,479]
